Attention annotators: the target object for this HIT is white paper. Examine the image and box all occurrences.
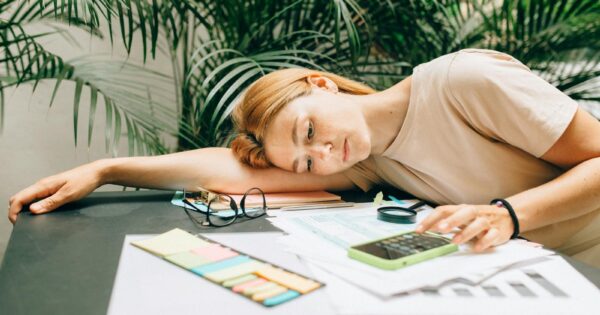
[107,233,335,315]
[307,255,600,315]
[268,203,554,296]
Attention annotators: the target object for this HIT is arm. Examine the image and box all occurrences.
[417,108,600,250]
[102,147,354,193]
[506,108,600,245]
[8,147,354,223]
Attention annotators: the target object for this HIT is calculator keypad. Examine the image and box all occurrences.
[367,232,450,259]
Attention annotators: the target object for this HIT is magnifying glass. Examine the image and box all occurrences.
[377,201,427,224]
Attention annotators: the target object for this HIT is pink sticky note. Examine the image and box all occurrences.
[232,278,267,293]
[192,244,238,262]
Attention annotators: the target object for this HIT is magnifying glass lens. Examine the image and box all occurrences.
[385,209,413,216]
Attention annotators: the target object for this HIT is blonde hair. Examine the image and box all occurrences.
[231,68,375,168]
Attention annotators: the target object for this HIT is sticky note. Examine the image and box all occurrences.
[192,244,238,262]
[191,256,251,276]
[232,278,267,293]
[373,191,383,205]
[131,229,209,257]
[252,286,287,302]
[263,290,300,306]
[204,260,266,283]
[243,281,279,296]
[164,251,211,269]
[223,274,257,288]
[256,266,321,294]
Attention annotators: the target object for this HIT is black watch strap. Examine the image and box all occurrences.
[490,198,520,240]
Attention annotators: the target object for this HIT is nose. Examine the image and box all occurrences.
[309,142,333,160]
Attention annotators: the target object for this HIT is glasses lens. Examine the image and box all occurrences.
[182,191,210,226]
[206,195,238,227]
[241,187,267,218]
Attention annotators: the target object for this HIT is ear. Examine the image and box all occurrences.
[307,75,339,93]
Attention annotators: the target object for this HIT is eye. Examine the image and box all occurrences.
[307,121,314,140]
[307,156,313,172]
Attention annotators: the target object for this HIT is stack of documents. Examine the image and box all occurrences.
[267,201,600,313]
[267,201,557,297]
[172,190,351,214]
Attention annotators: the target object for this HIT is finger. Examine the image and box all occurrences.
[30,189,71,214]
[434,205,477,233]
[8,180,63,223]
[452,217,490,245]
[472,228,500,252]
[8,199,21,224]
[416,204,463,233]
[8,185,48,223]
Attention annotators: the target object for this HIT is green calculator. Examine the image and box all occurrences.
[347,231,459,270]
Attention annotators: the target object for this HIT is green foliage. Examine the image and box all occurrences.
[1,0,599,154]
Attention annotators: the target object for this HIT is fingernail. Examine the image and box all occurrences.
[30,203,42,212]
[438,222,448,230]
[416,225,423,232]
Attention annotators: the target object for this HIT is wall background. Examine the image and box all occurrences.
[0,23,176,264]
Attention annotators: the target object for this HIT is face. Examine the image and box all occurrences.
[263,88,371,175]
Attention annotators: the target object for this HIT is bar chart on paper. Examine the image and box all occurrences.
[308,255,600,315]
[418,264,568,299]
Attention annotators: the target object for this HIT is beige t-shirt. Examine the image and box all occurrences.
[344,48,579,206]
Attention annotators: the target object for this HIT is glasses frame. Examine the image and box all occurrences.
[181,187,267,227]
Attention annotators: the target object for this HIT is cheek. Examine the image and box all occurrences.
[347,123,371,163]
[315,163,341,176]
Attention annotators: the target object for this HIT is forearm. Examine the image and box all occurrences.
[507,157,600,233]
[98,148,225,191]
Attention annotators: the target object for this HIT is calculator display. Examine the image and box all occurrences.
[351,232,451,260]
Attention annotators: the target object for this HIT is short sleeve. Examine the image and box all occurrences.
[447,48,579,158]
[342,155,384,192]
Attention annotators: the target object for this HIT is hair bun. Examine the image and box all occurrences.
[230,133,271,168]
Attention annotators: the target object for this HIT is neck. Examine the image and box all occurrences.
[344,77,412,155]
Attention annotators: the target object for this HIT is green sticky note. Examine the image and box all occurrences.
[165,251,211,269]
[223,274,257,288]
[132,228,209,257]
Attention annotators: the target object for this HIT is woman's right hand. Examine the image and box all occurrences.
[8,160,106,224]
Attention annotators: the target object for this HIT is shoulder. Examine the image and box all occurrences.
[343,155,385,192]
[448,48,531,88]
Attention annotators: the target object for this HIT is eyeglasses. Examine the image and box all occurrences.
[181,187,267,227]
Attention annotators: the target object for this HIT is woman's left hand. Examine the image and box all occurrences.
[415,204,515,252]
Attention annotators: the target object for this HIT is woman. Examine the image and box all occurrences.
[8,49,600,266]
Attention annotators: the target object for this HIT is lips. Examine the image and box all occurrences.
[343,139,349,162]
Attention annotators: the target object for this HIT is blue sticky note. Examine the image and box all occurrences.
[388,195,407,205]
[263,290,300,306]
[191,255,251,276]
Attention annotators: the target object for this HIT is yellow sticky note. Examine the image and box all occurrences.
[164,251,211,269]
[252,285,287,302]
[132,228,209,257]
[256,266,321,294]
[243,281,279,296]
[373,191,384,206]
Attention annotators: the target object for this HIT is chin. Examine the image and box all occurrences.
[355,145,371,162]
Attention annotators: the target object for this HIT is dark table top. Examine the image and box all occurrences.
[1,190,599,315]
